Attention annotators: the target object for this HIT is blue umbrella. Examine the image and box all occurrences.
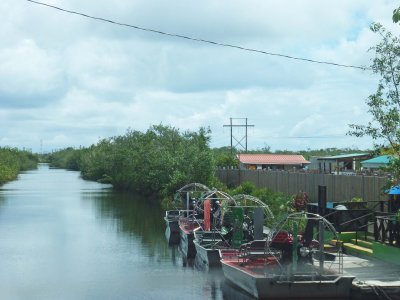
[388,186,400,195]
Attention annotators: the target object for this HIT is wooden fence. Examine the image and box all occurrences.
[216,169,389,203]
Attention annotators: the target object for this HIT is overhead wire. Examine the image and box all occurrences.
[27,0,369,71]
[264,135,352,139]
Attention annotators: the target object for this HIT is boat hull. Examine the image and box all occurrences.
[165,227,180,245]
[165,218,180,234]
[221,261,354,299]
[194,241,222,268]
[164,210,181,234]
[180,229,196,258]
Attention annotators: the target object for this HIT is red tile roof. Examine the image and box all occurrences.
[237,154,310,165]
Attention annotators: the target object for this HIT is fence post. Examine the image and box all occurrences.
[318,185,327,216]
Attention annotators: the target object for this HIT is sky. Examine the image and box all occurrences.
[1,0,400,153]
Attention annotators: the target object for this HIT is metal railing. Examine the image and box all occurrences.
[374,214,400,247]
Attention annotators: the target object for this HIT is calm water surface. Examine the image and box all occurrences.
[0,164,252,300]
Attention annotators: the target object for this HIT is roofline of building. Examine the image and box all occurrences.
[240,161,310,165]
[317,153,370,160]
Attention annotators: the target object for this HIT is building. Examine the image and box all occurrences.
[310,153,371,174]
[237,153,310,170]
[361,155,393,171]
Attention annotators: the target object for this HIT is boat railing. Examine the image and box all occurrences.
[178,210,193,219]
[219,248,240,261]
[178,210,204,228]
[196,231,231,250]
[165,210,181,219]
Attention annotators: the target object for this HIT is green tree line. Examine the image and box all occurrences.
[43,124,305,217]
[46,124,373,200]
[0,147,39,184]
[47,125,217,198]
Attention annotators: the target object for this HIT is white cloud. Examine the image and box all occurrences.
[0,39,62,97]
[1,0,399,152]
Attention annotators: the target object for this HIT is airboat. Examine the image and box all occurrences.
[220,212,355,299]
[192,189,237,268]
[194,194,274,269]
[172,183,212,258]
[164,210,181,234]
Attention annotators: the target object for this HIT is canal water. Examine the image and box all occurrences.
[0,164,251,300]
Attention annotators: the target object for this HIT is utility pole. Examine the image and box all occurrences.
[223,118,255,154]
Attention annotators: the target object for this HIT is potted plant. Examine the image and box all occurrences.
[292,190,308,212]
[350,197,367,209]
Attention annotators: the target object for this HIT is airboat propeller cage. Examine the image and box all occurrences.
[228,194,275,244]
[232,194,274,240]
[173,182,211,211]
[201,190,237,231]
[174,183,238,232]
[232,194,274,219]
[268,212,342,277]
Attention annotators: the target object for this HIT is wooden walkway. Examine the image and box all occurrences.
[343,253,400,299]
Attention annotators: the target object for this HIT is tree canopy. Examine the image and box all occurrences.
[393,6,400,24]
[48,125,217,198]
[0,147,38,184]
[348,22,400,180]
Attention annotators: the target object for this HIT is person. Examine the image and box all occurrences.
[212,200,222,229]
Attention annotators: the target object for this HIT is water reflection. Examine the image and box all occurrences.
[83,191,168,258]
[83,188,234,300]
[0,194,5,210]
[165,227,180,245]
[0,165,250,300]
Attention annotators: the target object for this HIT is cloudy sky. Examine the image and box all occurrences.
[1,0,399,153]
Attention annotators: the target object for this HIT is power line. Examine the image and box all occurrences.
[263,135,352,139]
[27,0,369,71]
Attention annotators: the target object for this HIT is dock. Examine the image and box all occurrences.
[342,253,400,299]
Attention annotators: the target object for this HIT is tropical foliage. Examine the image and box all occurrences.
[348,22,400,182]
[212,147,239,168]
[0,147,38,184]
[47,125,216,198]
[393,6,400,24]
[228,181,292,221]
[46,147,83,171]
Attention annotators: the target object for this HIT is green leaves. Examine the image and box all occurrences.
[348,23,400,152]
[348,22,400,182]
[0,147,38,184]
[52,125,216,198]
[370,22,383,33]
[393,7,400,24]
[228,182,291,223]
